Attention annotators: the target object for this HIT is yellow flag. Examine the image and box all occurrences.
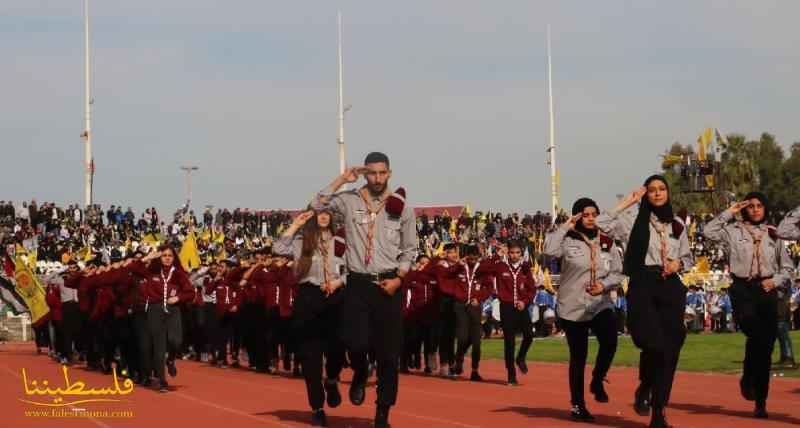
[143,233,161,247]
[179,229,201,271]
[215,248,228,263]
[543,268,554,293]
[14,254,50,326]
[696,256,710,274]
[15,244,37,270]
[434,242,445,257]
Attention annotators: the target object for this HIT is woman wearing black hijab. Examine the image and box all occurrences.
[597,176,693,428]
[544,198,625,421]
[705,192,793,418]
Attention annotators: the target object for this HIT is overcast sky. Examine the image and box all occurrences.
[3,1,799,215]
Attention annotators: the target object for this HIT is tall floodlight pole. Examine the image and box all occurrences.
[180,166,199,207]
[546,25,559,218]
[82,0,93,207]
[337,11,346,176]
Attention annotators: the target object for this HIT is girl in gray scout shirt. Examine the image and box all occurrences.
[544,197,625,422]
[596,175,693,428]
[704,192,793,420]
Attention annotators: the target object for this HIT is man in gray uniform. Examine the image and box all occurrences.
[312,152,417,428]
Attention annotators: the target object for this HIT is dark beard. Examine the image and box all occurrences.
[368,184,387,197]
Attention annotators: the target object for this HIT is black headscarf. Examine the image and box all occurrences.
[569,197,600,240]
[740,191,769,225]
[623,175,674,275]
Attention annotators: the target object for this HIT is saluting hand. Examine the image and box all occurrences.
[291,211,315,229]
[617,187,646,211]
[562,213,582,231]
[341,167,362,184]
[727,200,751,215]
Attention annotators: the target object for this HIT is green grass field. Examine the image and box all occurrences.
[481,331,800,378]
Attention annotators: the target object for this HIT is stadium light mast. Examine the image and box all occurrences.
[546,25,559,218]
[337,11,352,184]
[180,166,199,207]
[81,0,94,207]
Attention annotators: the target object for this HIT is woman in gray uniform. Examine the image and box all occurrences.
[597,175,693,428]
[274,209,346,428]
[705,192,792,419]
[545,198,625,422]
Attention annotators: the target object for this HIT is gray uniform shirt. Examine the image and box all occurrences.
[704,210,793,286]
[777,205,800,240]
[274,234,344,286]
[544,228,625,322]
[312,186,418,274]
[596,205,694,271]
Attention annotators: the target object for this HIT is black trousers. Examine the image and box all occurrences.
[203,303,219,357]
[729,278,778,405]
[249,304,268,370]
[133,308,153,380]
[438,295,456,366]
[215,312,236,363]
[627,270,686,410]
[277,317,297,366]
[80,315,102,367]
[419,318,440,360]
[60,302,81,359]
[454,301,482,371]
[265,307,280,367]
[560,309,618,406]
[240,303,261,366]
[293,284,345,410]
[147,305,182,382]
[341,274,403,407]
[401,318,419,370]
[500,302,534,376]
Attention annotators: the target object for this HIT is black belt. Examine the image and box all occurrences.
[348,270,397,284]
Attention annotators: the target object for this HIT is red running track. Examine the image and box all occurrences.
[1,342,798,428]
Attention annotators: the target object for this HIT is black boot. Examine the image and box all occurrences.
[634,384,651,416]
[507,372,518,386]
[349,374,366,406]
[754,401,768,419]
[311,409,329,427]
[590,377,609,403]
[375,405,391,428]
[324,379,342,408]
[570,405,595,422]
[649,407,671,428]
[515,357,529,375]
[469,371,483,382]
